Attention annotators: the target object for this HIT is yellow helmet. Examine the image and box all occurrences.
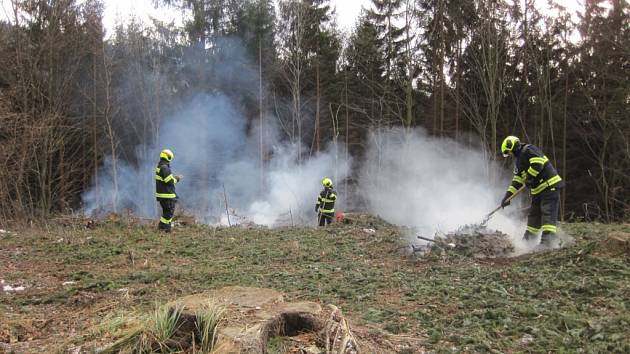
[500,136,520,157]
[322,177,333,188]
[160,149,174,161]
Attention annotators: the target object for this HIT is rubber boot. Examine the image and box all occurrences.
[523,231,537,242]
[158,222,172,233]
[540,232,555,249]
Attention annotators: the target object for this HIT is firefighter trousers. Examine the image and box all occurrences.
[158,198,176,232]
[318,212,334,226]
[525,188,560,245]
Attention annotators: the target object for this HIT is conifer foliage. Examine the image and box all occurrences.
[0,0,627,220]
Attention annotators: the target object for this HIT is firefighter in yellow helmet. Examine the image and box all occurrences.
[155,149,183,232]
[500,136,564,247]
[315,178,337,226]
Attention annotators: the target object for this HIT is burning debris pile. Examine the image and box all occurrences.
[420,225,515,259]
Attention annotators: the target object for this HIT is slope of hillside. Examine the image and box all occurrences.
[1,216,628,352]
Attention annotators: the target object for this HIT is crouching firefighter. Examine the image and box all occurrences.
[155,149,183,232]
[316,178,337,226]
[500,136,564,247]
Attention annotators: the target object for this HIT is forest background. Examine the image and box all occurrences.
[0,0,627,222]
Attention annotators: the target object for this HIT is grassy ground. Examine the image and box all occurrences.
[0,216,629,353]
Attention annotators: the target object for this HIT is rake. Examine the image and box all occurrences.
[480,186,525,227]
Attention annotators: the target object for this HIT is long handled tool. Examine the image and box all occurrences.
[417,235,435,243]
[480,186,525,226]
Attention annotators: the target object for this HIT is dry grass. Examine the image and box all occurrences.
[0,219,629,352]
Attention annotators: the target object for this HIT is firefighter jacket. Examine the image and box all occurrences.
[506,144,564,197]
[155,159,179,199]
[316,188,337,213]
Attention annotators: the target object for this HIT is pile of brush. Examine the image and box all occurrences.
[429,225,515,258]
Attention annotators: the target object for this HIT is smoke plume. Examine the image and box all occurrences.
[83,35,538,252]
[83,91,350,226]
[358,128,531,247]
[82,37,350,226]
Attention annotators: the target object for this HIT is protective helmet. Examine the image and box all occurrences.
[160,149,174,161]
[500,136,520,157]
[322,177,333,188]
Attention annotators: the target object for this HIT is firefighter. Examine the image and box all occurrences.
[315,178,337,226]
[500,136,564,247]
[155,149,183,232]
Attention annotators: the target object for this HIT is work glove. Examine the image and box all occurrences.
[176,175,184,182]
[501,192,512,208]
[315,205,319,213]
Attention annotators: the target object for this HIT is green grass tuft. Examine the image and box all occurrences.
[195,301,226,353]
[148,302,185,351]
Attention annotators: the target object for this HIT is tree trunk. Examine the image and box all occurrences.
[561,71,568,221]
[259,33,264,193]
[344,73,349,201]
[315,53,320,153]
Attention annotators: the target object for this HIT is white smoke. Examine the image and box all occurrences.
[82,91,350,226]
[358,128,531,248]
[82,155,156,216]
[82,35,539,244]
[82,36,351,226]
[238,144,350,225]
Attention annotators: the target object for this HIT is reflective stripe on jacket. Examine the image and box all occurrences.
[155,160,178,199]
[316,188,337,213]
[507,144,564,196]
